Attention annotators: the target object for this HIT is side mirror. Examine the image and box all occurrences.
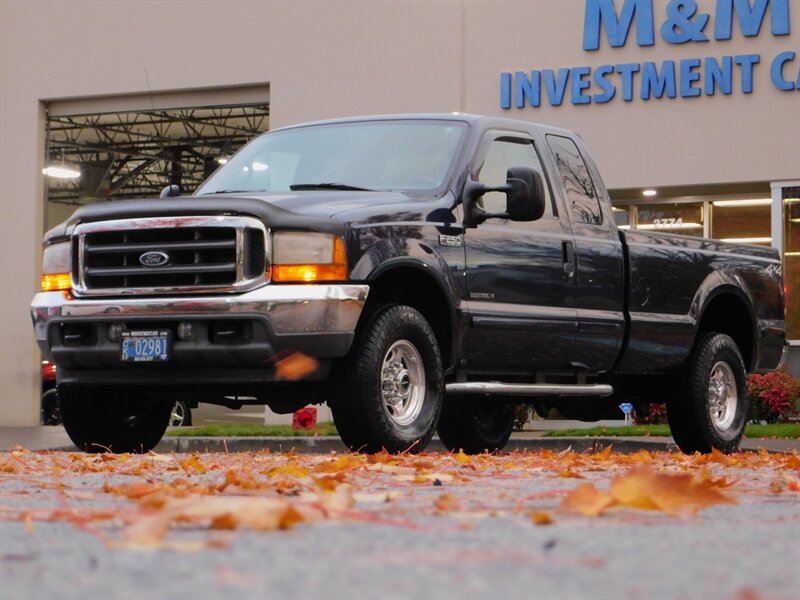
[160,184,181,198]
[462,166,545,228]
[506,166,545,222]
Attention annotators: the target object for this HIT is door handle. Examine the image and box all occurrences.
[562,241,576,276]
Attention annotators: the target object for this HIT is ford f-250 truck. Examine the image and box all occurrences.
[31,114,787,455]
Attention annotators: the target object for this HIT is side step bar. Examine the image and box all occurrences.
[445,382,613,397]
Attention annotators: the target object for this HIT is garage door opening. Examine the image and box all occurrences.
[43,85,269,231]
[38,85,269,426]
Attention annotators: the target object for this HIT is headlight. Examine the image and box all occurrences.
[41,241,72,292]
[271,232,348,283]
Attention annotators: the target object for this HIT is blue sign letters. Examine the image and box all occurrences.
[504,0,797,109]
[583,0,655,50]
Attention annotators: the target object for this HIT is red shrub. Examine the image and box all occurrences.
[747,370,800,424]
[633,403,668,425]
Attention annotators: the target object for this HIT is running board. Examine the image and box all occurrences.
[445,382,613,397]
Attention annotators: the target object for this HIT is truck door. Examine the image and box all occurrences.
[463,132,578,375]
[544,134,625,372]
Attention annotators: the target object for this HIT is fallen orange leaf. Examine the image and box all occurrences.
[562,466,735,517]
[274,352,319,380]
[119,495,315,548]
[561,483,614,516]
[434,493,461,512]
[180,455,207,474]
[266,463,310,479]
[594,445,613,460]
[314,475,343,491]
[610,466,735,516]
[316,482,355,512]
[454,451,472,465]
[530,511,553,525]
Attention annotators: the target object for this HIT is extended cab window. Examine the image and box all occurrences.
[476,137,554,217]
[546,135,602,226]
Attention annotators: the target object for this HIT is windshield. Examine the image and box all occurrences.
[196,120,467,195]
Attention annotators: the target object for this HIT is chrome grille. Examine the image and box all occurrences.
[73,216,269,296]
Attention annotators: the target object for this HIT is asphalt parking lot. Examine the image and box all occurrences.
[1,447,798,600]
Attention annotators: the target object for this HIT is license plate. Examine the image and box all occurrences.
[121,330,170,362]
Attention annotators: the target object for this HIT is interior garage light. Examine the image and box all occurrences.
[712,199,771,207]
[42,165,80,179]
[217,156,229,165]
[719,237,772,244]
[642,189,657,197]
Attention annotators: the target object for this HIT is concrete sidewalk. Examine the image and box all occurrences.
[1,424,797,454]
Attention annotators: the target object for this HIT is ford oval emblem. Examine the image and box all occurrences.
[139,251,170,267]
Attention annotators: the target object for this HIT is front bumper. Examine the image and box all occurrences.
[31,284,369,385]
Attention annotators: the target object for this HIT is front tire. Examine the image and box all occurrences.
[437,396,515,454]
[58,386,172,453]
[332,305,443,453]
[667,333,748,454]
[170,400,192,427]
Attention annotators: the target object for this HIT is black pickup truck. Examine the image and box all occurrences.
[31,114,787,455]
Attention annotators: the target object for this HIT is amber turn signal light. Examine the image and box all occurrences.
[41,273,71,292]
[271,237,348,283]
[271,264,348,282]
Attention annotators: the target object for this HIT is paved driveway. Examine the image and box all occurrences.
[1,448,798,600]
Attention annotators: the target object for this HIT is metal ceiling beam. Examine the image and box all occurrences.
[45,103,268,205]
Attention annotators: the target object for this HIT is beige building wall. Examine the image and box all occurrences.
[1,0,798,424]
[461,0,800,188]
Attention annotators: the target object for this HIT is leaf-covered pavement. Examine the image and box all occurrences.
[1,447,799,599]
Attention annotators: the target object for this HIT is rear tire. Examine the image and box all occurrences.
[667,333,748,454]
[437,396,515,454]
[332,305,443,453]
[41,387,61,426]
[58,386,172,453]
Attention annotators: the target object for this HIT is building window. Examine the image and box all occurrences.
[636,202,704,235]
[612,205,630,229]
[784,187,800,341]
[711,198,772,245]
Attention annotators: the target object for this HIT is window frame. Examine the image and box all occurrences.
[469,131,559,222]
[545,134,605,228]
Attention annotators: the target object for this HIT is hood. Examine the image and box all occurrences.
[44,190,441,241]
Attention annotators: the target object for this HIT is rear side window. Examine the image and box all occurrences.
[546,135,602,226]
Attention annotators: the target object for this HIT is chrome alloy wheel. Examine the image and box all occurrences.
[708,361,737,431]
[170,401,187,427]
[380,340,425,427]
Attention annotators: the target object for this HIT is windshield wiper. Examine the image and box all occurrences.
[290,183,372,191]
[199,189,261,195]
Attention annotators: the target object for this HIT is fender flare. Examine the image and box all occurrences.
[355,240,462,370]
